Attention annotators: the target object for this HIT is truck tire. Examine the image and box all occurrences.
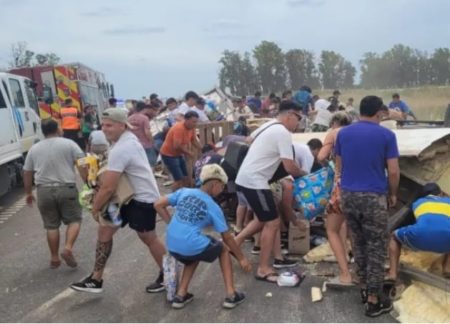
[444,104,450,127]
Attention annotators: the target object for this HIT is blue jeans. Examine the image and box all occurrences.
[161,154,187,181]
[145,148,158,167]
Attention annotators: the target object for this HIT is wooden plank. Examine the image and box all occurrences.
[400,264,450,291]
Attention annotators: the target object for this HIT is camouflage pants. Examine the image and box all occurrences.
[341,191,389,296]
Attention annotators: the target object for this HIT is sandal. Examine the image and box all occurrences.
[326,276,355,288]
[50,260,61,269]
[255,272,279,283]
[61,249,78,268]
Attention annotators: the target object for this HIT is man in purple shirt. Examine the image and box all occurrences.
[335,95,400,318]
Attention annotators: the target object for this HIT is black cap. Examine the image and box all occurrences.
[279,100,301,112]
[419,183,442,198]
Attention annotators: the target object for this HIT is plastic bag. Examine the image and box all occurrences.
[163,254,184,302]
[293,166,334,220]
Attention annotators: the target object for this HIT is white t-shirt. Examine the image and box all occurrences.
[293,143,314,174]
[233,105,254,120]
[235,121,294,189]
[314,99,330,111]
[313,109,333,127]
[107,131,160,203]
[190,107,210,122]
[23,137,84,185]
[176,102,192,117]
[89,130,108,146]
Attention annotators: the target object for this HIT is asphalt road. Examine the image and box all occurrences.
[0,188,396,323]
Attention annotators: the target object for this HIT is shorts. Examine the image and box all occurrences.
[394,215,450,253]
[236,185,278,222]
[145,147,158,167]
[36,184,82,229]
[120,199,157,232]
[170,236,223,265]
[161,154,188,181]
[236,191,251,209]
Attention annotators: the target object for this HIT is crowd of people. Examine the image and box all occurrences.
[22,86,449,317]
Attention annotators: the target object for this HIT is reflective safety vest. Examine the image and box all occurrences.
[60,107,81,130]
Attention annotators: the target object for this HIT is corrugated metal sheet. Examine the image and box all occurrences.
[292,128,450,157]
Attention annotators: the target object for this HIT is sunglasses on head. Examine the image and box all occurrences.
[290,111,302,121]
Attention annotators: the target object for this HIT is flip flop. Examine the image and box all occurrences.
[255,272,279,283]
[50,260,61,269]
[326,276,355,288]
[61,250,78,268]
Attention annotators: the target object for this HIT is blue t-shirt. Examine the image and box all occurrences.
[247,97,262,112]
[166,188,228,256]
[293,90,312,115]
[335,121,399,193]
[395,196,450,253]
[388,100,410,113]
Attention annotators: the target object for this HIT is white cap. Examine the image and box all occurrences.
[200,164,228,184]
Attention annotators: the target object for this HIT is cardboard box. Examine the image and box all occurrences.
[288,220,310,255]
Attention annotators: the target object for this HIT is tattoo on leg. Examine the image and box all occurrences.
[94,240,113,272]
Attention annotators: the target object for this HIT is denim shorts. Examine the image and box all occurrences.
[161,154,188,181]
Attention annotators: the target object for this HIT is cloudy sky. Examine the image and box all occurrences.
[1,0,449,99]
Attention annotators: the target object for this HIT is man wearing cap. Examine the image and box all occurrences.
[155,164,252,309]
[387,183,450,281]
[70,108,167,294]
[234,100,306,283]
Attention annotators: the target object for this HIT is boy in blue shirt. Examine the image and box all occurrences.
[388,183,450,280]
[335,95,400,317]
[155,164,252,309]
[388,93,416,120]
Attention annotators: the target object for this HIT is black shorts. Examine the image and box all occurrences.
[236,185,278,222]
[170,236,223,265]
[120,199,157,232]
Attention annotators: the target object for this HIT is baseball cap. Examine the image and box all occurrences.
[200,164,228,185]
[102,108,134,129]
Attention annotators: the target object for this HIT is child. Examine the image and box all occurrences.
[154,164,252,309]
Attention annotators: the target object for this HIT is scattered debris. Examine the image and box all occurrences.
[265,292,272,298]
[311,287,323,302]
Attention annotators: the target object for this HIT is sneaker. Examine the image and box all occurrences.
[360,288,368,304]
[251,246,261,255]
[245,236,255,243]
[146,271,165,293]
[70,275,103,293]
[223,291,246,309]
[365,298,393,317]
[273,258,298,269]
[172,293,194,309]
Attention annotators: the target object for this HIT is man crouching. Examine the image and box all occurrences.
[155,164,252,309]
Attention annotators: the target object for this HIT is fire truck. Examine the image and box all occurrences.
[9,62,113,120]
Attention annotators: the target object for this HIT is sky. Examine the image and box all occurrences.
[1,0,450,99]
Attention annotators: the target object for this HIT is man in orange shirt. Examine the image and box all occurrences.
[61,98,83,148]
[160,111,201,191]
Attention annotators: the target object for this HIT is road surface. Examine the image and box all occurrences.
[0,187,396,323]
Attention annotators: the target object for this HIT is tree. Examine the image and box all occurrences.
[319,50,355,89]
[285,49,320,90]
[253,41,287,93]
[218,50,259,96]
[430,48,450,85]
[8,41,61,68]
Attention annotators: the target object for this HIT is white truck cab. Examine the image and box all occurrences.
[0,72,43,196]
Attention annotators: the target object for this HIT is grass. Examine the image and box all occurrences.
[315,86,450,121]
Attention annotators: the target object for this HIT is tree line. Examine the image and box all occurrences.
[218,41,450,96]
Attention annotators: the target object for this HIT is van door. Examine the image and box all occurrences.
[7,77,41,152]
[0,82,22,164]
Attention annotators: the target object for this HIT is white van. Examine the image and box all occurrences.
[0,72,43,196]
